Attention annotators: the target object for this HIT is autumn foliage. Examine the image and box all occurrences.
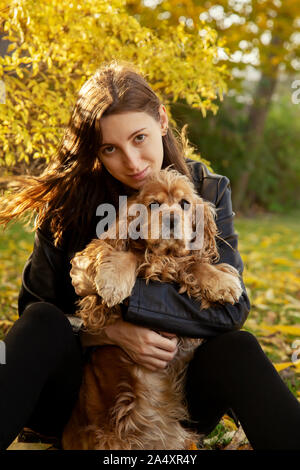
[0,0,229,168]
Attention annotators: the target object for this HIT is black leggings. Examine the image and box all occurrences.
[0,302,300,450]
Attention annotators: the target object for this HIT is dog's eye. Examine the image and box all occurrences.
[149,201,161,209]
[179,199,190,210]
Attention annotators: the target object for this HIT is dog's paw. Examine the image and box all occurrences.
[70,255,97,296]
[220,274,243,304]
[203,271,243,305]
[94,252,137,307]
[95,274,133,307]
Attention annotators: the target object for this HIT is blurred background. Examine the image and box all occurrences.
[0,0,299,449]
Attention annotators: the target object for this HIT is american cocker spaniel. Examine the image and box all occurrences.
[62,167,242,450]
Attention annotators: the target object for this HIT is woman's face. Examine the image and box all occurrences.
[98,104,168,190]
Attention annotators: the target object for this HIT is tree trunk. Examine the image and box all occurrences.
[233,71,278,212]
[233,32,282,212]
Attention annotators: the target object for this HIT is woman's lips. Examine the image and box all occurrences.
[129,166,149,180]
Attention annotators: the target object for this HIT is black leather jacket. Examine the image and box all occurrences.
[18,159,250,338]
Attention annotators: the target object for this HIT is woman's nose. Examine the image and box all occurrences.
[122,148,142,171]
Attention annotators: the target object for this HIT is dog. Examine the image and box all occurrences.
[62,168,243,450]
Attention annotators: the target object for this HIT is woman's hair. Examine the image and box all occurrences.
[0,59,194,250]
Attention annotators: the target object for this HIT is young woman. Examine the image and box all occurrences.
[0,60,299,451]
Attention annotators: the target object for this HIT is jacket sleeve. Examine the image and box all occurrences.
[122,175,251,338]
[17,224,78,317]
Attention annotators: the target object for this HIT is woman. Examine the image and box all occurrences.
[0,60,299,451]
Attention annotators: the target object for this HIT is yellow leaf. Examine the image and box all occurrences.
[222,415,238,431]
[7,43,17,53]
[7,441,53,450]
[292,250,300,259]
[272,258,294,267]
[259,324,300,336]
[273,361,300,373]
[273,362,295,372]
[188,442,198,450]
[15,68,24,79]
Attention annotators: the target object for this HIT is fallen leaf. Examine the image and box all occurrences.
[223,426,250,450]
[7,441,54,450]
[273,360,300,372]
[259,324,300,336]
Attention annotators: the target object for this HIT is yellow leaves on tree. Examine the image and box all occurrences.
[127,0,300,77]
[0,0,229,167]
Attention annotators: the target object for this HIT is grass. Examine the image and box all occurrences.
[235,210,300,328]
[0,220,35,322]
[235,211,300,402]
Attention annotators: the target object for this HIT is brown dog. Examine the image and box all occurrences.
[62,168,242,450]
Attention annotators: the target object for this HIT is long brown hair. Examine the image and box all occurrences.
[0,59,193,250]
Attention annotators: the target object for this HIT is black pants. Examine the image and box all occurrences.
[0,302,300,450]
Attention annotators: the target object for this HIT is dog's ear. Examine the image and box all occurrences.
[202,201,220,262]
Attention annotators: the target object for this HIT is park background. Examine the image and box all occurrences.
[0,0,299,449]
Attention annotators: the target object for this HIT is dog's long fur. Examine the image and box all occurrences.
[62,168,243,450]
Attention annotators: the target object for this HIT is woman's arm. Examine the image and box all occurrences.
[80,318,178,372]
[18,225,78,318]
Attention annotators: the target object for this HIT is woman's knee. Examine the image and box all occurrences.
[4,301,82,370]
[6,302,75,353]
[191,330,261,369]
[21,302,72,335]
[219,329,260,349]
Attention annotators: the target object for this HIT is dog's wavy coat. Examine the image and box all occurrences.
[62,168,243,450]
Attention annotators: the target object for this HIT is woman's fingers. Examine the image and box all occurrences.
[148,345,177,363]
[138,354,169,371]
[110,320,179,371]
[151,332,178,352]
[141,334,178,364]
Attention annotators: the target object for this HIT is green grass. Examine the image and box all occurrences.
[235,210,300,327]
[235,210,300,402]
[0,220,35,322]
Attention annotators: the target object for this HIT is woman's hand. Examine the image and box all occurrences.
[105,318,179,371]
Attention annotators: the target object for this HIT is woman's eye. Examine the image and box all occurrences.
[102,134,145,155]
[103,146,115,155]
[135,134,146,143]
[179,199,190,210]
